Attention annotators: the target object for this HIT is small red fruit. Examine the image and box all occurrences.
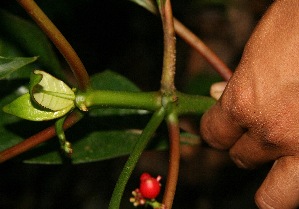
[140,173,152,182]
[139,173,161,199]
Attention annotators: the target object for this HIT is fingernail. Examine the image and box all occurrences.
[231,155,254,169]
[210,81,227,100]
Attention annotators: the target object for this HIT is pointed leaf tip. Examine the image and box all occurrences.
[0,56,38,79]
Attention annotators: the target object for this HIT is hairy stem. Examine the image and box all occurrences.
[163,113,180,209]
[0,110,83,163]
[17,0,90,90]
[108,108,165,209]
[157,2,181,208]
[158,0,176,94]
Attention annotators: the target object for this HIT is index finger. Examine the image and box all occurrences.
[200,102,244,150]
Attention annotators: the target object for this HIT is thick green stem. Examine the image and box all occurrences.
[108,108,166,209]
[176,92,216,115]
[76,90,161,112]
[17,0,90,91]
[76,90,215,115]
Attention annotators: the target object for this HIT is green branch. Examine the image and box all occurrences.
[75,90,215,115]
[176,92,216,115]
[76,90,161,112]
[108,108,166,209]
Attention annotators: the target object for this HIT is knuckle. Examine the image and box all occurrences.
[220,87,253,126]
[257,124,296,153]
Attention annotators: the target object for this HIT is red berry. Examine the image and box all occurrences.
[140,173,151,182]
[139,173,161,199]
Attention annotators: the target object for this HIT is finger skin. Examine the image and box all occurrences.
[201,0,299,165]
[255,156,299,209]
[229,132,284,169]
[200,103,244,150]
[201,1,299,208]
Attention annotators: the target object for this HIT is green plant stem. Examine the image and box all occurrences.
[77,90,215,115]
[55,115,73,154]
[0,90,214,163]
[0,110,83,163]
[158,0,176,95]
[176,92,216,115]
[76,90,161,111]
[16,0,90,91]
[108,108,165,209]
[163,112,180,209]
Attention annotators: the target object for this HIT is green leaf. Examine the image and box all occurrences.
[0,82,71,154]
[90,70,140,92]
[21,113,169,164]
[15,108,170,164]
[0,37,37,80]
[0,85,30,152]
[30,70,75,111]
[0,56,38,79]
[0,10,63,77]
[0,70,153,164]
[23,130,143,164]
[2,70,75,121]
[2,93,73,121]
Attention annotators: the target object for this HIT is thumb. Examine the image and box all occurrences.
[255,156,299,209]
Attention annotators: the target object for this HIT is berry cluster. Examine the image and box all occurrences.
[130,173,164,209]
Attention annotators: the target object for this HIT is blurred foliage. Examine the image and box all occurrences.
[0,56,37,79]
[0,9,63,78]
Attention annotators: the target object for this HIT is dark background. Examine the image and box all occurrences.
[1,0,273,208]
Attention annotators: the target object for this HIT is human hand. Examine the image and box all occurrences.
[200,0,299,208]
